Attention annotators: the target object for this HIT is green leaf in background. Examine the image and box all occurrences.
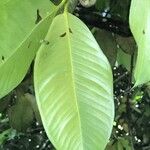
[117,138,132,150]
[25,93,42,124]
[8,90,34,131]
[105,138,132,150]
[129,0,150,86]
[34,12,114,150]
[115,35,136,55]
[110,0,130,21]
[68,0,78,12]
[105,142,118,150]
[116,48,131,71]
[0,129,12,145]
[0,0,56,98]
[95,0,110,11]
[94,29,117,67]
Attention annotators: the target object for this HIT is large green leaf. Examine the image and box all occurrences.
[34,12,114,150]
[129,0,150,86]
[0,0,56,98]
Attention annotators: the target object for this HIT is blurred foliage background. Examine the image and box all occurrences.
[0,0,150,149]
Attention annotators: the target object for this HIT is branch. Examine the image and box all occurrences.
[126,53,135,149]
[75,7,132,37]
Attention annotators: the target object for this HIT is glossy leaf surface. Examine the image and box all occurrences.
[35,13,114,150]
[0,0,56,98]
[129,0,150,86]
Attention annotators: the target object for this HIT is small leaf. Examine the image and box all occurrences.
[34,12,114,150]
[115,35,136,55]
[8,93,34,131]
[105,142,118,150]
[25,93,42,124]
[119,138,132,150]
[0,129,12,145]
[117,48,131,71]
[117,140,124,150]
[129,0,150,86]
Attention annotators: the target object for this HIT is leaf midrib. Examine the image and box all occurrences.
[64,12,84,149]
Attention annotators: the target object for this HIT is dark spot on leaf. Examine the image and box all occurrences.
[2,56,4,61]
[60,32,66,37]
[143,30,145,34]
[35,9,42,24]
[28,41,32,48]
[69,28,73,33]
[44,40,49,45]
[40,40,50,45]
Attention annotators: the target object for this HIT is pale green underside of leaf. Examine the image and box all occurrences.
[129,0,150,86]
[0,0,56,98]
[34,13,114,150]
